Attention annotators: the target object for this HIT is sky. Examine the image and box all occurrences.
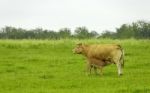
[0,0,150,33]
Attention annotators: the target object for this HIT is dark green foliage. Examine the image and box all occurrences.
[1,20,150,39]
[101,20,150,39]
[0,26,98,39]
[58,28,71,39]
[99,30,116,39]
[74,27,91,39]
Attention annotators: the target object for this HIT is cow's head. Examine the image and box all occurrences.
[73,43,84,54]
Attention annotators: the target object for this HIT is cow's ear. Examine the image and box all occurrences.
[77,43,83,46]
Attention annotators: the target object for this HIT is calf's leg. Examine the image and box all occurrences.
[98,66,103,76]
[86,62,92,75]
[93,66,98,75]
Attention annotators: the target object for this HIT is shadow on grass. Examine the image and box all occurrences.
[85,72,119,78]
[39,74,55,79]
[117,88,150,93]
[4,63,14,67]
[5,69,15,73]
[16,66,27,70]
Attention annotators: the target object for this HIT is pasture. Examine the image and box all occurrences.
[0,39,150,93]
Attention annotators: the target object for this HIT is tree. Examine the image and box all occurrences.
[89,31,99,38]
[58,28,71,39]
[116,24,135,39]
[74,27,90,39]
[115,20,150,39]
[136,21,150,39]
[100,30,116,39]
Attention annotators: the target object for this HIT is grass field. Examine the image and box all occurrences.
[0,39,150,93]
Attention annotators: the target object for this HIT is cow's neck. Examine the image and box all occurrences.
[82,45,89,57]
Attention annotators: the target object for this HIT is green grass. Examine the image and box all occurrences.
[0,39,150,93]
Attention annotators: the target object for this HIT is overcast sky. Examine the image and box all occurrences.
[0,0,150,33]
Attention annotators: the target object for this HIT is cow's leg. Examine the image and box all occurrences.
[113,58,122,76]
[116,62,123,76]
[113,50,123,76]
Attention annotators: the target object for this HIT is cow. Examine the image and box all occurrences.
[73,43,124,76]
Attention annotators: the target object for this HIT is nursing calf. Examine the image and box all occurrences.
[73,43,124,76]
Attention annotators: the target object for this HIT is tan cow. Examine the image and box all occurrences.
[73,43,124,76]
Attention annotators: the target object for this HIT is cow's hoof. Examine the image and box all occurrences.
[118,73,123,76]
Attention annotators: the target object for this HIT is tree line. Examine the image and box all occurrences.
[101,20,150,39]
[0,26,99,39]
[0,20,150,39]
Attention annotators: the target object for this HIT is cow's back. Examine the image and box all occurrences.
[86,44,121,59]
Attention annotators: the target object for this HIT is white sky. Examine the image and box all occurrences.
[0,0,150,33]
